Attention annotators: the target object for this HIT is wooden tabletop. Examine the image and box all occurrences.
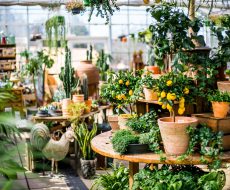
[91,131,230,165]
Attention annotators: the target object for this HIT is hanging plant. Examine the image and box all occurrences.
[45,16,66,52]
[65,0,85,15]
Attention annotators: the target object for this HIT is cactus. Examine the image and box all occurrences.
[86,45,93,61]
[81,74,89,100]
[59,46,78,98]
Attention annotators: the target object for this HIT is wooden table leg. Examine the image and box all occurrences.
[129,162,139,190]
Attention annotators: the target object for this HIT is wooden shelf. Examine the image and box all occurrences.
[138,99,159,104]
[0,56,16,59]
[0,44,16,47]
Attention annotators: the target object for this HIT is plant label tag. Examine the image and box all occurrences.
[178,119,185,123]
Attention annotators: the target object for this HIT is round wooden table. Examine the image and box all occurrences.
[91,131,230,189]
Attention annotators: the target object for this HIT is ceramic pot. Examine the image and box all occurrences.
[145,66,161,74]
[62,98,72,117]
[80,158,97,179]
[143,87,158,101]
[72,94,84,103]
[118,114,132,130]
[108,115,119,132]
[212,102,229,118]
[127,144,149,154]
[217,81,230,93]
[158,116,198,156]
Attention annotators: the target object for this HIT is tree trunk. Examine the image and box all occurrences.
[32,75,38,107]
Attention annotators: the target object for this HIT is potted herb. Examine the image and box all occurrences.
[156,72,198,155]
[74,123,97,179]
[208,90,230,118]
[65,0,85,15]
[141,72,159,101]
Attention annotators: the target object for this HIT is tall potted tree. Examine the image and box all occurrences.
[156,72,198,155]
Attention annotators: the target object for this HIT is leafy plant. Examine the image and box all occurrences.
[59,46,79,98]
[19,49,31,62]
[140,72,158,89]
[126,110,158,133]
[208,90,230,102]
[111,130,139,154]
[96,49,112,81]
[52,85,66,102]
[132,165,225,190]
[226,69,230,77]
[67,102,87,118]
[87,0,120,24]
[156,72,196,120]
[91,164,129,190]
[74,122,97,160]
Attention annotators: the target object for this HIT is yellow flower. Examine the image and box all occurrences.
[178,107,185,115]
[119,79,123,84]
[162,104,167,109]
[161,91,166,98]
[129,90,133,96]
[158,98,163,105]
[183,87,189,94]
[167,104,172,111]
[125,80,130,86]
[166,80,173,86]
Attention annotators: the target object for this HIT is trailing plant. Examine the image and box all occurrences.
[126,110,158,133]
[45,16,66,52]
[87,0,120,24]
[91,164,129,190]
[179,124,223,170]
[96,49,112,81]
[59,46,78,98]
[132,165,225,190]
[208,90,230,102]
[156,72,196,120]
[74,122,97,160]
[111,130,139,154]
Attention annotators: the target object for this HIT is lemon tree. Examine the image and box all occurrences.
[156,72,196,117]
[100,70,141,113]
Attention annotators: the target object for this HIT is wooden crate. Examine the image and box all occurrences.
[192,113,230,150]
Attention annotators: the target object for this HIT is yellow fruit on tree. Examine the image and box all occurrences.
[170,93,176,100]
[129,90,133,96]
[179,97,185,103]
[117,95,122,100]
[158,98,163,105]
[161,91,166,98]
[125,80,130,86]
[121,94,126,99]
[183,87,189,94]
[166,80,173,86]
[162,104,167,109]
[166,93,172,100]
[178,107,185,115]
[167,104,172,111]
[179,102,185,108]
[119,79,123,84]
[143,0,149,4]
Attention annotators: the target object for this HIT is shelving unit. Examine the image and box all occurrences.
[0,44,16,79]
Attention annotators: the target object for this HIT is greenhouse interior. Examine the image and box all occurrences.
[0,0,230,189]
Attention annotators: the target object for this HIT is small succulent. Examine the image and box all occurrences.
[65,0,84,12]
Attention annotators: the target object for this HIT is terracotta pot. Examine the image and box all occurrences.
[72,94,84,103]
[85,98,92,113]
[212,101,229,118]
[108,115,119,132]
[145,66,161,74]
[158,116,198,156]
[217,81,230,93]
[118,114,132,130]
[143,87,158,101]
[62,98,72,117]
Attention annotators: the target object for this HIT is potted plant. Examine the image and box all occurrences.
[19,49,31,64]
[74,123,97,179]
[156,72,198,155]
[141,72,159,101]
[208,90,230,118]
[100,70,141,130]
[65,0,85,15]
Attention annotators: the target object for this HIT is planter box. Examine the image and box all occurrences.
[127,144,149,154]
[192,113,230,150]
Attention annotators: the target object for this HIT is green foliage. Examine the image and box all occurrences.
[74,123,97,160]
[208,90,230,102]
[96,49,112,81]
[52,85,66,102]
[19,49,31,59]
[81,74,89,100]
[87,0,120,24]
[59,46,78,98]
[91,164,129,190]
[140,73,158,89]
[179,124,223,170]
[132,165,225,190]
[86,45,93,61]
[45,16,66,52]
[126,110,158,133]
[111,130,139,154]
[226,69,230,76]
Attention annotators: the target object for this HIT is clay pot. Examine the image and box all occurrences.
[158,116,198,156]
[217,81,230,93]
[62,98,72,117]
[108,115,119,132]
[118,114,132,130]
[145,66,161,74]
[73,94,84,103]
[143,87,158,101]
[85,98,92,113]
[212,101,229,118]
[75,60,100,99]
